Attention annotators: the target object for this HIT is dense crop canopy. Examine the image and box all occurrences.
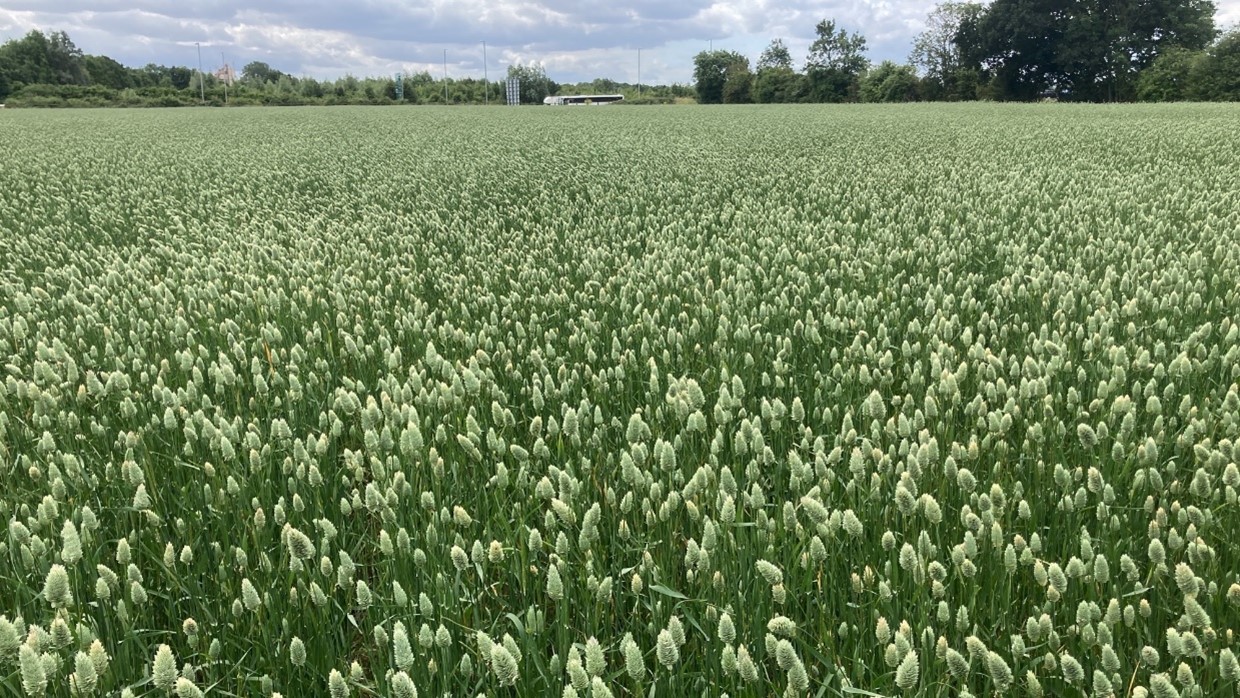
[1,104,1240,696]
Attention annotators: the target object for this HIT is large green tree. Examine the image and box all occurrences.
[752,38,801,103]
[757,39,794,72]
[911,2,984,100]
[84,54,134,90]
[804,20,869,102]
[242,61,289,86]
[753,67,804,103]
[1136,46,1202,100]
[971,0,1217,100]
[692,50,748,104]
[1189,28,1240,100]
[0,30,87,87]
[860,61,921,102]
[722,57,754,104]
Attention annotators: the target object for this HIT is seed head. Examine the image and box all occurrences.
[656,629,679,669]
[737,644,758,682]
[285,526,315,560]
[391,671,418,698]
[328,668,348,698]
[668,616,686,646]
[946,648,968,680]
[61,520,82,566]
[1220,648,1240,682]
[450,545,469,572]
[175,678,204,698]
[42,564,72,609]
[547,563,564,600]
[767,615,796,637]
[89,640,110,676]
[241,578,262,611]
[623,634,645,681]
[718,612,736,644]
[153,644,178,693]
[756,559,783,586]
[394,623,414,671]
[1061,652,1084,685]
[20,644,46,697]
[1093,670,1115,698]
[895,650,919,692]
[491,644,520,686]
[290,637,306,667]
[986,651,1012,692]
[72,650,97,695]
[842,509,864,537]
[585,637,605,677]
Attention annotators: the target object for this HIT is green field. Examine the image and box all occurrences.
[2,104,1240,697]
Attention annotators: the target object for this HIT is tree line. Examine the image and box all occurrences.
[694,0,1240,103]
[2,1,1238,109]
[0,32,690,108]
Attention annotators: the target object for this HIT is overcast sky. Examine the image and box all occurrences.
[3,1,1239,85]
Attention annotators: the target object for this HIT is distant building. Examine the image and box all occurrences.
[543,94,624,105]
[214,65,237,85]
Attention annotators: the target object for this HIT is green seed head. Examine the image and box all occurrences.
[242,579,262,611]
[491,644,520,686]
[328,668,348,698]
[895,650,919,692]
[42,564,72,609]
[20,644,47,697]
[656,629,679,669]
[391,671,418,698]
[72,650,97,695]
[290,637,306,667]
[153,644,178,693]
[175,677,204,698]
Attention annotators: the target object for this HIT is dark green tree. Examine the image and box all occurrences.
[722,57,753,103]
[0,30,57,85]
[168,66,193,91]
[971,0,1217,100]
[912,2,984,99]
[804,20,869,101]
[753,67,804,103]
[692,50,747,104]
[860,61,921,102]
[1189,28,1240,100]
[47,31,87,85]
[1136,46,1203,100]
[757,39,794,72]
[84,55,133,90]
[242,61,287,85]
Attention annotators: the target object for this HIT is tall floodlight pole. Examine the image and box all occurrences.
[443,49,449,103]
[483,41,489,106]
[196,42,205,104]
[637,49,641,97]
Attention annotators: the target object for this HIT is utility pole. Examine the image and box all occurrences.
[443,49,449,104]
[637,49,641,98]
[483,41,489,106]
[196,42,205,104]
[221,52,228,105]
